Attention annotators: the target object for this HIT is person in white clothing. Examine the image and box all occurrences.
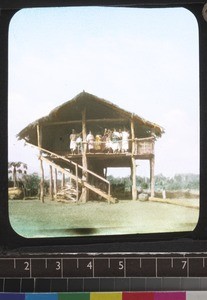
[111,129,120,153]
[122,129,130,153]
[76,134,82,154]
[86,131,95,153]
[69,129,77,154]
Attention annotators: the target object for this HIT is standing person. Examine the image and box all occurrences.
[162,187,166,199]
[111,128,120,153]
[122,129,130,153]
[118,129,122,152]
[95,134,102,152]
[70,129,77,154]
[86,131,95,153]
[101,128,108,152]
[76,134,82,154]
[104,129,112,153]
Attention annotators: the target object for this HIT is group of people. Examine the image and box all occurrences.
[69,128,130,154]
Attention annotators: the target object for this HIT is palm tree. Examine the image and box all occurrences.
[8,162,27,187]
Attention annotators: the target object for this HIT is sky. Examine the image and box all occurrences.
[8,6,199,178]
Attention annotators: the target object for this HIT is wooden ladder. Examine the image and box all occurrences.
[40,153,117,204]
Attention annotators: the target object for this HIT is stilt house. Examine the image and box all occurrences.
[17,91,164,203]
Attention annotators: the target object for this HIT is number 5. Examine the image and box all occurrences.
[119,261,124,270]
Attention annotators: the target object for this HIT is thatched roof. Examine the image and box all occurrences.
[17,91,164,146]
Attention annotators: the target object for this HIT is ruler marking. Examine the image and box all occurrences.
[34,277,36,292]
[29,259,32,278]
[171,258,174,268]
[92,258,95,278]
[61,258,63,278]
[3,278,5,293]
[20,277,22,292]
[98,277,100,292]
[45,259,47,269]
[155,258,157,277]
[2,255,207,281]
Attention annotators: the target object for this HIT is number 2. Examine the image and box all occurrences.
[24,261,30,271]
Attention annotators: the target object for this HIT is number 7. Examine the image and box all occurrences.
[182,260,187,269]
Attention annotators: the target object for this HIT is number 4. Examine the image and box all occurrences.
[87,261,93,270]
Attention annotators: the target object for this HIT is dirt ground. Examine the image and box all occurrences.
[9,198,199,238]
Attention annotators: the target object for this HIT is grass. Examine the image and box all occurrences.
[9,197,199,238]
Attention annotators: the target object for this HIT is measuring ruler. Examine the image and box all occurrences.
[1,253,207,292]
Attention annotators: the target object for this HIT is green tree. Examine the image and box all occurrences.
[22,173,40,197]
[8,161,27,187]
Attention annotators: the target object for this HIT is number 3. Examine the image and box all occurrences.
[56,261,61,270]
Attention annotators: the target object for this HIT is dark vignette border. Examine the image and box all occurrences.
[0,0,207,254]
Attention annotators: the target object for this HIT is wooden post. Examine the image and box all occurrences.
[69,170,72,186]
[150,157,155,197]
[37,124,44,203]
[79,107,88,203]
[131,158,137,201]
[61,173,65,188]
[104,167,107,178]
[75,164,79,202]
[131,115,135,156]
[39,158,44,203]
[131,116,137,200]
[49,165,54,200]
[54,168,58,199]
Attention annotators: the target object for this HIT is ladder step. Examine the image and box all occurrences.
[41,154,116,203]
